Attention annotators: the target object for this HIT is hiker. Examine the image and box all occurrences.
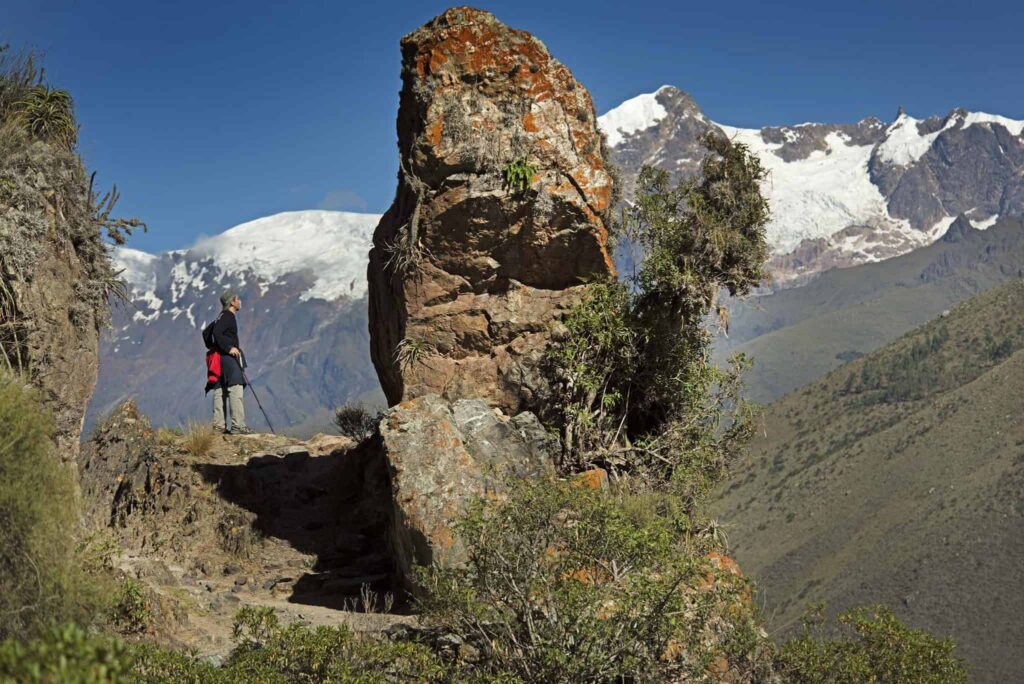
[206,291,252,434]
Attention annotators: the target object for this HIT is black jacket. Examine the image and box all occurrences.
[211,310,246,387]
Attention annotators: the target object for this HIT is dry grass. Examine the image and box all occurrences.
[182,420,216,457]
[154,426,180,446]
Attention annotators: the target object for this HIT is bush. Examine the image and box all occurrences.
[0,373,111,639]
[0,623,132,684]
[777,604,967,683]
[545,133,767,492]
[333,403,379,441]
[1,609,448,683]
[112,578,152,635]
[420,479,774,682]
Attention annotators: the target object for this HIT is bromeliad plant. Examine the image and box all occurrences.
[12,84,78,151]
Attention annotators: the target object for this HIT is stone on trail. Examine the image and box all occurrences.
[379,394,556,589]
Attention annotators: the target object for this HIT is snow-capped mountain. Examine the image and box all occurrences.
[87,211,385,436]
[599,86,1024,285]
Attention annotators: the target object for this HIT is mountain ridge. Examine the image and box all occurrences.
[712,279,1024,683]
[87,210,385,436]
[599,86,1024,285]
[716,215,1024,403]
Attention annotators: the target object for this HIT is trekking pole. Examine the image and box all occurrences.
[239,366,276,435]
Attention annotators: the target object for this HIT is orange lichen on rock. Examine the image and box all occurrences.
[702,551,753,606]
[572,468,609,490]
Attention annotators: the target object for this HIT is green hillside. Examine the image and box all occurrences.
[713,279,1024,683]
[718,216,1024,403]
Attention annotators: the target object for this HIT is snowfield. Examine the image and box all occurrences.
[599,87,1024,262]
[112,210,380,323]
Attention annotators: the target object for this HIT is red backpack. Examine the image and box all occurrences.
[202,314,223,393]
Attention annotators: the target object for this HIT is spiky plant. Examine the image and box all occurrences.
[12,84,78,150]
[395,337,433,370]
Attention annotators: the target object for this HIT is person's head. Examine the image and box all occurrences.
[220,291,241,312]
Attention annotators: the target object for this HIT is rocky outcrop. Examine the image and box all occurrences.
[378,394,556,588]
[368,7,616,416]
[78,402,416,656]
[0,202,102,465]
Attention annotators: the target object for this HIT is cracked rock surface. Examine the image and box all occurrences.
[368,7,616,416]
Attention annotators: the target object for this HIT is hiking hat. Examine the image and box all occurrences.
[220,291,239,310]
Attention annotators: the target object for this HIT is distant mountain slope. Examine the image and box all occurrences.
[717,215,1024,403]
[712,280,1024,683]
[599,87,1024,284]
[87,211,385,436]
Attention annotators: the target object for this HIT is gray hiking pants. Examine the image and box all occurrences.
[212,385,246,431]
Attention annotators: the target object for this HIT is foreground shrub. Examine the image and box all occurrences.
[421,479,774,682]
[1,608,446,683]
[777,604,967,683]
[0,623,131,684]
[0,374,111,639]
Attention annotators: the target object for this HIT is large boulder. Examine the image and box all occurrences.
[368,7,616,416]
[380,394,556,588]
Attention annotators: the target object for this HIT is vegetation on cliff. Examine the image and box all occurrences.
[0,46,142,373]
[0,375,112,639]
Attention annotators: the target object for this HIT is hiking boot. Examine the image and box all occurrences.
[233,426,255,435]
[222,429,233,435]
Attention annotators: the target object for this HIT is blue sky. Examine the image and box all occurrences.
[6,0,1023,253]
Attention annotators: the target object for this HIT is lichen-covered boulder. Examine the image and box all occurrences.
[368,7,616,416]
[380,394,556,588]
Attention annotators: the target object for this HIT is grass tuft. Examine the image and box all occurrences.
[182,420,215,457]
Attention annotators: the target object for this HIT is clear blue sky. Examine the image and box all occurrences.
[6,0,1022,253]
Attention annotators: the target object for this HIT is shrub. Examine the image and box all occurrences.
[1,608,449,683]
[777,604,967,683]
[112,578,152,634]
[334,403,379,441]
[0,623,132,683]
[502,158,537,192]
[224,606,446,682]
[182,419,216,456]
[11,83,78,150]
[545,132,768,493]
[0,373,111,639]
[420,479,774,682]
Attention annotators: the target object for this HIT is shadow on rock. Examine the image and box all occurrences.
[195,438,400,611]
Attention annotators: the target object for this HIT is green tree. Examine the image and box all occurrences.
[546,132,769,496]
[778,604,967,683]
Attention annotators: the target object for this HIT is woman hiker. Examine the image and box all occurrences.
[206,291,252,434]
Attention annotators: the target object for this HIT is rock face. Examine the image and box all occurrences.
[78,402,416,656]
[1,205,102,465]
[368,7,616,415]
[378,394,556,588]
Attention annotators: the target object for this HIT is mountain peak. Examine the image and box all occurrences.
[114,210,381,310]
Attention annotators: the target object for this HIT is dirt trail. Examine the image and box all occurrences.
[81,413,411,658]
